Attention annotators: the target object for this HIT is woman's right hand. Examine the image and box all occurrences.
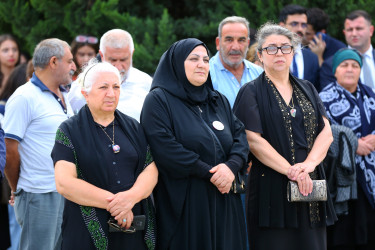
[116,210,134,229]
[296,172,313,196]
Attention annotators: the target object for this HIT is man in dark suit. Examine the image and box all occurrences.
[279,4,320,90]
[320,10,375,89]
[304,8,346,67]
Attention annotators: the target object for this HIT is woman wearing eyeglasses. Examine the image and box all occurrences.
[70,35,99,82]
[233,23,336,250]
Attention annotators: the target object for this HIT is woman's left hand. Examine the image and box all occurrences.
[106,191,135,219]
[288,162,315,180]
[209,163,235,194]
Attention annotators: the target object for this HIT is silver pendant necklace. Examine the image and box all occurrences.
[288,92,296,118]
[99,120,120,153]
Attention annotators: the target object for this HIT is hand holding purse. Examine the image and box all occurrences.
[287,180,327,202]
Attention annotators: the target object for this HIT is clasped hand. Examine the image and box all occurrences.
[287,162,314,196]
[106,191,135,229]
[209,163,234,194]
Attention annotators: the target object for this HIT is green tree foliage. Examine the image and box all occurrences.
[0,0,375,74]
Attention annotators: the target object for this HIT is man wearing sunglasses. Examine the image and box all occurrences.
[68,29,152,121]
[279,4,320,91]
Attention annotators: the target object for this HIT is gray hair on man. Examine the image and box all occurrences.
[78,58,121,94]
[99,29,134,55]
[218,16,250,38]
[256,22,301,52]
[32,38,70,69]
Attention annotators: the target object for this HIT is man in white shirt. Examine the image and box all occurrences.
[320,10,375,89]
[3,38,75,250]
[68,29,152,121]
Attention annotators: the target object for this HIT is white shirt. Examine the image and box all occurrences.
[2,77,73,193]
[290,44,304,79]
[68,67,152,122]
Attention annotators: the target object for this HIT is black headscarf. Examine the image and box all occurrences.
[151,38,213,105]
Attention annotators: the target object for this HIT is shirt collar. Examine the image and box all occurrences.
[30,73,67,93]
[348,45,373,59]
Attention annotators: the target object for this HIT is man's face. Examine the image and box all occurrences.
[56,47,76,86]
[101,46,132,82]
[216,22,250,69]
[343,16,374,53]
[283,14,308,38]
[304,24,316,44]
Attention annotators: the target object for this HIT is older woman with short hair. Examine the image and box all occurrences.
[52,60,157,250]
[319,48,375,249]
[233,23,336,250]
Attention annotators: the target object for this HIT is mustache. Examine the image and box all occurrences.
[228,50,242,55]
[69,70,75,76]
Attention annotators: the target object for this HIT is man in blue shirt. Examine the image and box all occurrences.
[3,38,75,250]
[210,16,263,107]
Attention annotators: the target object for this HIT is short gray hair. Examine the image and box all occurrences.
[32,38,70,69]
[256,22,301,52]
[77,58,121,93]
[99,29,134,55]
[218,16,250,38]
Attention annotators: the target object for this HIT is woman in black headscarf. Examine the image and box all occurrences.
[141,38,249,249]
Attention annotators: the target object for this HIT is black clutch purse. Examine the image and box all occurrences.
[287,180,327,202]
[231,169,247,194]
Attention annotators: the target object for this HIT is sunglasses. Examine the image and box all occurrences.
[75,35,98,44]
[287,22,308,29]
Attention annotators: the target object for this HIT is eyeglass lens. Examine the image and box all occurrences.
[288,22,307,28]
[264,46,293,55]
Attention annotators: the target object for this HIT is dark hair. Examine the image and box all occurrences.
[26,60,34,80]
[71,35,99,77]
[0,34,20,87]
[0,63,27,100]
[307,8,330,32]
[346,10,372,23]
[279,4,307,23]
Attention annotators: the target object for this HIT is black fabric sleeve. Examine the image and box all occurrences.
[51,126,75,166]
[217,92,249,174]
[141,90,212,179]
[233,82,263,134]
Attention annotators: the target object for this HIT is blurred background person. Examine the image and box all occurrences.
[0,34,20,96]
[234,23,336,250]
[319,48,375,250]
[246,42,263,68]
[0,62,27,250]
[304,8,346,67]
[0,63,28,116]
[52,60,157,249]
[70,34,99,81]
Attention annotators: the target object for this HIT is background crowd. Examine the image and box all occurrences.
[0,2,374,250]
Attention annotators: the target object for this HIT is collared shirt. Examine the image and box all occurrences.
[2,73,73,193]
[210,52,263,107]
[68,66,152,122]
[290,44,304,79]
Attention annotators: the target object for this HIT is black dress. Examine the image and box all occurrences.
[141,38,249,250]
[234,73,336,250]
[51,107,155,250]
